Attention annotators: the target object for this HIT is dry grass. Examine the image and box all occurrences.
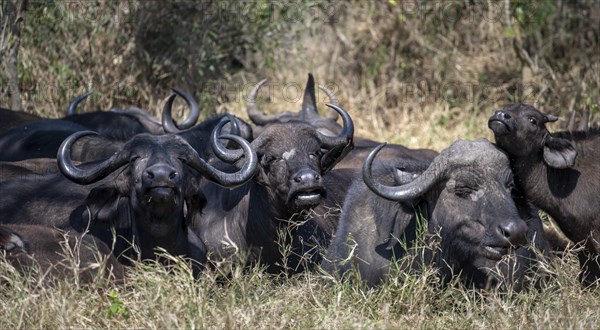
[1,1,600,328]
[1,242,600,329]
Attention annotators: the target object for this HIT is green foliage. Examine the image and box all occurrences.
[107,289,129,319]
[512,0,556,33]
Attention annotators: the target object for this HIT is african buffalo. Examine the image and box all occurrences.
[0,224,124,284]
[193,102,354,274]
[0,118,90,161]
[489,103,600,285]
[0,120,257,271]
[323,139,551,289]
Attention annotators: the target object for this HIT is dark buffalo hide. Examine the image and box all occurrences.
[0,224,124,284]
[0,89,198,162]
[489,103,600,285]
[0,108,41,135]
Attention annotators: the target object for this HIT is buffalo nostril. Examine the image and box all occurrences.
[169,171,177,180]
[497,221,527,246]
[315,174,320,181]
[146,171,154,179]
[294,176,302,183]
[495,111,511,120]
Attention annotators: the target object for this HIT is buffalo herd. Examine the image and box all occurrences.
[0,74,598,291]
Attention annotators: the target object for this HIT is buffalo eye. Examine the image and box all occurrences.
[453,187,473,198]
[130,155,141,162]
[451,183,478,199]
[528,117,537,125]
[262,155,279,166]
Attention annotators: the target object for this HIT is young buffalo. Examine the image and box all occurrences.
[489,103,600,285]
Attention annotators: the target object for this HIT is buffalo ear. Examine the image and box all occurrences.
[85,171,131,226]
[393,161,429,185]
[85,187,129,227]
[543,137,577,169]
[394,168,420,185]
[183,174,206,227]
[0,228,28,252]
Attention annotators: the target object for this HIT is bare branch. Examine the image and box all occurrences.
[2,0,26,111]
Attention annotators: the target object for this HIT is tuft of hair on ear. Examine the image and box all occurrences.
[543,136,576,169]
[0,228,27,252]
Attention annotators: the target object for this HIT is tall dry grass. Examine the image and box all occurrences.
[1,239,599,328]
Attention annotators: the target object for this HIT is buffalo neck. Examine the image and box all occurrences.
[508,150,586,243]
[246,181,313,273]
[510,151,548,203]
[198,179,317,273]
[246,182,287,259]
[131,206,189,261]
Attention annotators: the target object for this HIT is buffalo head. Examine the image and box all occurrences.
[56,120,257,262]
[488,104,576,169]
[212,103,353,213]
[59,131,256,210]
[364,139,529,286]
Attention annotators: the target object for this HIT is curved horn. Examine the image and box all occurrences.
[226,113,241,136]
[57,131,129,184]
[247,79,273,125]
[211,116,245,162]
[162,94,181,133]
[318,84,340,120]
[172,88,200,129]
[246,79,295,125]
[318,85,339,105]
[162,89,200,133]
[363,144,444,201]
[184,134,258,188]
[317,103,354,149]
[66,91,94,116]
[545,114,559,123]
